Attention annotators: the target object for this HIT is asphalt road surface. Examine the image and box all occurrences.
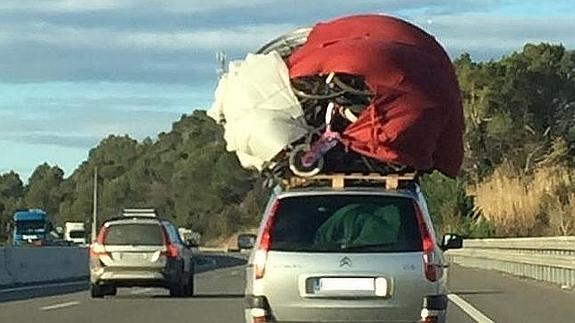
[0,253,573,323]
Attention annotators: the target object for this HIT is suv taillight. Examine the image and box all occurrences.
[254,199,280,280]
[165,244,179,258]
[90,226,109,258]
[414,204,442,282]
[161,226,179,258]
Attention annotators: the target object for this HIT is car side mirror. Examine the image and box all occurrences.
[237,233,257,250]
[441,233,463,251]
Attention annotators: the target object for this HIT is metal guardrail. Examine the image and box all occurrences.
[446,236,575,288]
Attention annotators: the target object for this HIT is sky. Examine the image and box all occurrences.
[0,0,574,182]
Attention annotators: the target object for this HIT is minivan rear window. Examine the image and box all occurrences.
[270,194,422,253]
[104,223,164,246]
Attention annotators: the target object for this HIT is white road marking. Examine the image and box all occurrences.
[40,301,80,311]
[0,281,86,293]
[448,294,495,323]
[230,270,239,276]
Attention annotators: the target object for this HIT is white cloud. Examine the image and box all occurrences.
[0,0,128,12]
[0,0,289,14]
[126,24,298,50]
[410,14,575,57]
[159,0,280,13]
[1,9,571,55]
[0,21,297,51]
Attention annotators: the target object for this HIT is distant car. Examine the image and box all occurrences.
[244,179,463,323]
[237,233,257,251]
[89,215,194,298]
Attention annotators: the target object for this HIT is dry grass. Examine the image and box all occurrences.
[471,166,574,236]
[548,193,575,236]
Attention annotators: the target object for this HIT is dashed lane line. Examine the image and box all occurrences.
[40,301,80,311]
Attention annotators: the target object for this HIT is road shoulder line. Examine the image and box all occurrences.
[448,293,495,323]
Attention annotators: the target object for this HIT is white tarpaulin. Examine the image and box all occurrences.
[208,51,309,170]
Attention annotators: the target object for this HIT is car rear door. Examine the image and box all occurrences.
[259,192,437,322]
[99,220,167,270]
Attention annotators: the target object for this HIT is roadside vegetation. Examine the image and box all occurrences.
[424,43,575,237]
[0,43,574,242]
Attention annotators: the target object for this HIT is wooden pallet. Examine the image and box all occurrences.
[282,172,417,190]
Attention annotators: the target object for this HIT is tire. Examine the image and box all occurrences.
[186,272,194,297]
[289,144,324,177]
[169,282,185,297]
[106,286,117,296]
[90,284,105,298]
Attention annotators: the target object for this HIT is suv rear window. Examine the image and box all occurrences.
[270,194,422,253]
[104,223,164,246]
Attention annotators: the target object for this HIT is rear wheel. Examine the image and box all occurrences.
[106,286,117,296]
[186,271,195,297]
[169,281,185,297]
[90,284,105,298]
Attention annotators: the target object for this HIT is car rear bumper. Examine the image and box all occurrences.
[244,295,447,323]
[99,270,165,281]
[90,264,181,287]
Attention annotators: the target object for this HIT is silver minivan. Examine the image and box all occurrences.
[244,181,462,323]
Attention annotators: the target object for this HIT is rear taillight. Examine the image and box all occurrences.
[90,226,109,258]
[161,226,179,258]
[414,204,442,282]
[89,243,107,258]
[254,199,280,280]
[165,244,179,258]
[250,309,269,323]
[421,295,447,322]
[420,313,439,323]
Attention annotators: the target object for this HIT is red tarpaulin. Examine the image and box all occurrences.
[288,15,464,177]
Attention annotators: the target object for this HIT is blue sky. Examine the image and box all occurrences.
[0,0,573,182]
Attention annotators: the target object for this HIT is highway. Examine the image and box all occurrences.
[0,253,573,323]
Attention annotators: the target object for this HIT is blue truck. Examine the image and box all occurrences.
[12,209,54,246]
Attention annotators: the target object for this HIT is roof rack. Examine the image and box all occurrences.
[122,208,157,218]
[282,172,418,190]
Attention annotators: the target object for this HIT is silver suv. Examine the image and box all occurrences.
[244,179,462,322]
[90,215,194,298]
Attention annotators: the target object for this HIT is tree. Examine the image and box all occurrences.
[25,164,64,218]
[454,44,575,181]
[0,172,25,241]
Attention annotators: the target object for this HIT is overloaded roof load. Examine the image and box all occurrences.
[209,14,464,181]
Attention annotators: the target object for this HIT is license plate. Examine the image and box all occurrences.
[319,278,375,291]
[118,253,148,260]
